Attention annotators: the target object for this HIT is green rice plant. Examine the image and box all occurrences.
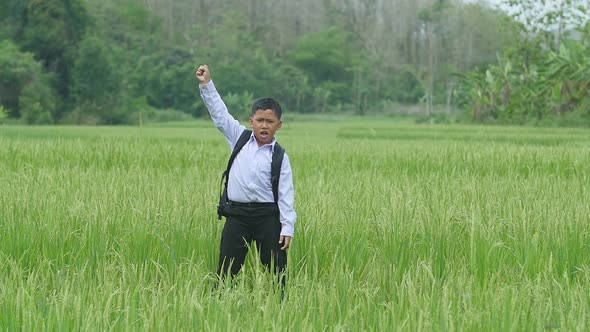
[0,120,589,330]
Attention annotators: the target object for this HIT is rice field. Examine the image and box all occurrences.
[1,119,589,331]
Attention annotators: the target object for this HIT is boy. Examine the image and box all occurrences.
[195,65,296,285]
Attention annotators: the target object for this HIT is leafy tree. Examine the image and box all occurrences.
[457,0,590,126]
[271,64,310,113]
[0,105,7,124]
[19,82,55,125]
[292,27,354,84]
[199,11,280,95]
[84,0,165,123]
[500,0,590,50]
[291,27,357,111]
[0,0,26,39]
[0,40,55,122]
[70,35,122,124]
[133,48,196,116]
[17,0,89,117]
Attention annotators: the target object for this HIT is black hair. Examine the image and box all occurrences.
[251,98,282,119]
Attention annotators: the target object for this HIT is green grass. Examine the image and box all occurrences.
[1,120,589,330]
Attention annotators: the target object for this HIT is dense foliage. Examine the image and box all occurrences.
[0,0,588,126]
[456,0,590,126]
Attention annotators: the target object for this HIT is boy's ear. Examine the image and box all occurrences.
[277,120,283,130]
[248,116,253,127]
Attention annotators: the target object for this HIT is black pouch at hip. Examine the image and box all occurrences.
[217,170,230,220]
[217,186,230,220]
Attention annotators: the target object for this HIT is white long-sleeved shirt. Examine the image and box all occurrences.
[199,80,297,237]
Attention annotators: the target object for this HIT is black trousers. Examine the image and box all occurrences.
[217,202,287,285]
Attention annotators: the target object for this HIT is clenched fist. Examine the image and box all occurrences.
[195,65,211,84]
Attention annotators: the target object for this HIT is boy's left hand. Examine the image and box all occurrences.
[279,236,291,250]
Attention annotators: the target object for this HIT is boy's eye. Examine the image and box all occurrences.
[254,118,275,125]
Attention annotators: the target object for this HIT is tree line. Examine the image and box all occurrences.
[0,0,588,126]
[457,0,590,126]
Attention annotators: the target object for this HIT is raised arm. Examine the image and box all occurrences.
[196,65,246,148]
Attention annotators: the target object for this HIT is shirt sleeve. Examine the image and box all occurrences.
[278,153,297,237]
[199,80,246,148]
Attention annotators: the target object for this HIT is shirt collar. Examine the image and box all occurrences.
[249,132,277,151]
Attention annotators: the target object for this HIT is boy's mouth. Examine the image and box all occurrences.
[260,131,268,138]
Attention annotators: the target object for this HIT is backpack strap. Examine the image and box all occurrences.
[225,129,253,174]
[218,130,252,219]
[271,143,285,204]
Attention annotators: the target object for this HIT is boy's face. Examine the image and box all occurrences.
[249,109,282,146]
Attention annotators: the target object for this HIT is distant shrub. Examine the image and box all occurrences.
[415,112,452,125]
[19,83,54,125]
[0,105,7,124]
[534,112,590,128]
[59,103,102,125]
[126,109,196,125]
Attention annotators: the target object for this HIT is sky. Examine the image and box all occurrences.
[465,0,590,31]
